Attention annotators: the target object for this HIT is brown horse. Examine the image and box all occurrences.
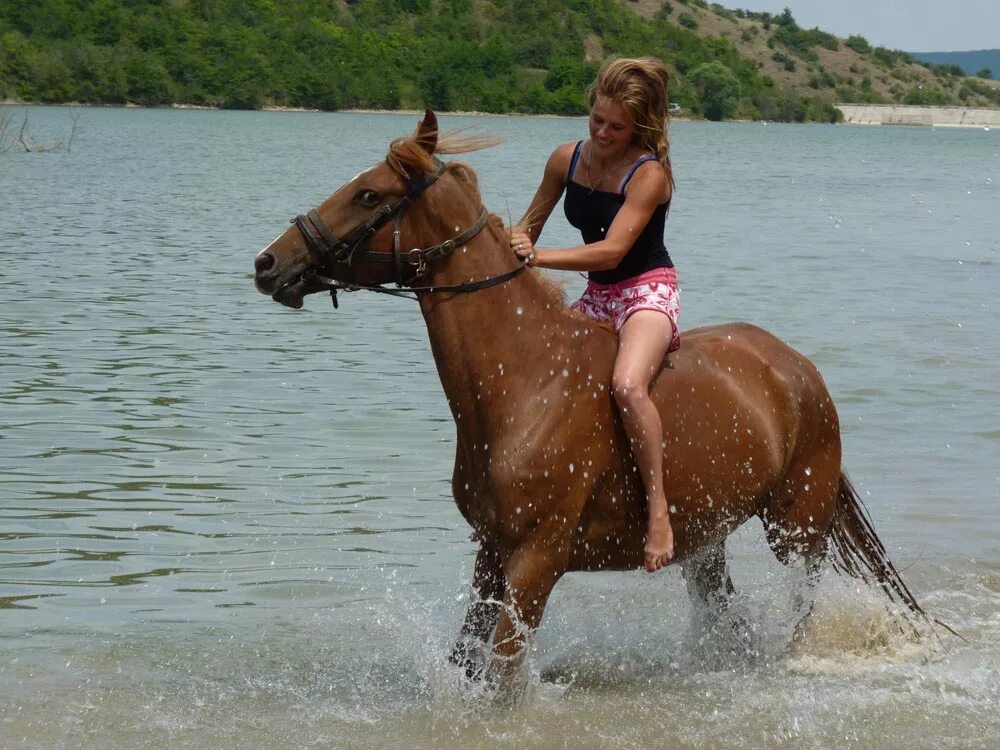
[253,111,927,698]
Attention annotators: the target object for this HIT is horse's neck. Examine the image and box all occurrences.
[417,220,557,348]
[416,221,585,423]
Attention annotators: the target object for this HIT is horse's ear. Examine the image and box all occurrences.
[416,109,438,155]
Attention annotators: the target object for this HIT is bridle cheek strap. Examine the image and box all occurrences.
[291,157,517,297]
[290,159,446,283]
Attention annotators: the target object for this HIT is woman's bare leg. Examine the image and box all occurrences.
[613,310,675,572]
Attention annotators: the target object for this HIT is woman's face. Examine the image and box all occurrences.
[588,96,635,157]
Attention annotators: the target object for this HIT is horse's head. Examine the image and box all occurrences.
[254,110,492,309]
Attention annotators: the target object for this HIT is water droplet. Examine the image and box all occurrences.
[516,306,523,315]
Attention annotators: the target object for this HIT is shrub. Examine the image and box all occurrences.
[710,3,735,20]
[807,70,835,89]
[770,25,838,61]
[873,47,913,67]
[903,86,948,105]
[845,35,871,54]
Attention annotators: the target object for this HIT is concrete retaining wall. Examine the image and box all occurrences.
[836,104,1000,128]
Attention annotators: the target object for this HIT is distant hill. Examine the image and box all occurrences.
[616,2,1000,110]
[1,0,999,120]
[908,50,999,79]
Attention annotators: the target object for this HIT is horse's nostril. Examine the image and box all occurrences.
[255,252,275,273]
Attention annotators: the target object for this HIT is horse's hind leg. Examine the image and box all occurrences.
[791,556,824,643]
[760,451,840,644]
[450,542,504,680]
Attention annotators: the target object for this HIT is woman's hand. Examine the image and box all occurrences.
[509,231,536,264]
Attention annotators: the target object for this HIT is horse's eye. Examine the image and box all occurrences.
[355,189,381,207]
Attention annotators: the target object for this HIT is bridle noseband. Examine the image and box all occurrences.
[285,156,525,307]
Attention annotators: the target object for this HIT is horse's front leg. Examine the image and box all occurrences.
[450,541,504,680]
[682,541,752,654]
[485,538,569,704]
[681,541,736,618]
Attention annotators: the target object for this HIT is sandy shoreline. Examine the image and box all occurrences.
[6,99,997,127]
[1,99,584,118]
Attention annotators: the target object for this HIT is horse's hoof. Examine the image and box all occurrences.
[449,640,486,682]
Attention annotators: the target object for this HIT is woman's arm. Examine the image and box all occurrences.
[512,161,669,271]
[515,143,575,244]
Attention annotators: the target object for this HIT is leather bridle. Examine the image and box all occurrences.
[283,156,526,307]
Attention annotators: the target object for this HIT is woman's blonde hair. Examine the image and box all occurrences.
[587,56,675,189]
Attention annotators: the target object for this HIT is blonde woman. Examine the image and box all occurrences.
[510,57,680,573]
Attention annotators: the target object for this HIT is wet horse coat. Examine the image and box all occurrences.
[253,112,925,695]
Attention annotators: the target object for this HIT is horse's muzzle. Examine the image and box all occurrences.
[254,250,307,308]
[253,250,278,292]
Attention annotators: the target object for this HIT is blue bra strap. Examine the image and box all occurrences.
[620,154,659,194]
[567,140,584,180]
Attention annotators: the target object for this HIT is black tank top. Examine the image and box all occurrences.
[563,140,673,284]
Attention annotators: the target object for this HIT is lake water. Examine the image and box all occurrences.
[1,105,998,748]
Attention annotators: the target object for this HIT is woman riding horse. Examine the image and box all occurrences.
[510,57,680,575]
[252,110,928,701]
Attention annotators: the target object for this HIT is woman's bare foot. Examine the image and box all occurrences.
[644,511,674,572]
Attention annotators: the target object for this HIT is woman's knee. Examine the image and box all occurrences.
[611,369,651,409]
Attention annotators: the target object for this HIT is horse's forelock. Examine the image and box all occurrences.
[387,135,437,177]
[387,127,503,180]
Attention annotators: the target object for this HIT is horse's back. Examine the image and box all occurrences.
[667,321,829,405]
[657,321,839,532]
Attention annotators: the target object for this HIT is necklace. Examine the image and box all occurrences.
[584,144,632,193]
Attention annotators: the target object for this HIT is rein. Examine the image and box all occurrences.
[313,260,529,307]
[287,156,525,307]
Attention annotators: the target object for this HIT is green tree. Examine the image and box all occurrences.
[124,49,173,105]
[29,48,75,101]
[688,60,740,120]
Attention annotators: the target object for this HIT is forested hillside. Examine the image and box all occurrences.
[1,0,998,121]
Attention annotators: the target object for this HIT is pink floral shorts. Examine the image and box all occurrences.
[571,267,681,352]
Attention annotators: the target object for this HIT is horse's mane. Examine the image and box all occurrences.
[479,213,577,313]
[387,124,601,326]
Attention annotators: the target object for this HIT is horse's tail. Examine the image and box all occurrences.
[828,472,926,618]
